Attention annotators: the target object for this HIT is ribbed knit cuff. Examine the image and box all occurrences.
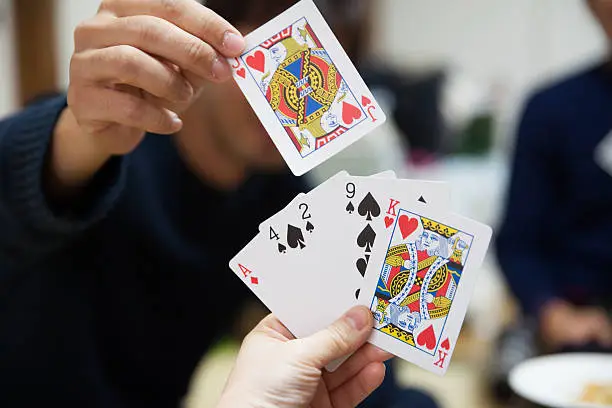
[0,95,128,235]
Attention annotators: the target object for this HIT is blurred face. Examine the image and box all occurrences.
[199,71,286,171]
[189,1,371,173]
[590,0,612,41]
[195,24,286,171]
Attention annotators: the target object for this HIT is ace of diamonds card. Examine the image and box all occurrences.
[230,0,386,176]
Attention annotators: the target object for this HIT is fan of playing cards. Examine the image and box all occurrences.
[230,171,492,375]
[228,0,493,376]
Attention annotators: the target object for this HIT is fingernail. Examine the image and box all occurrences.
[170,112,183,127]
[345,307,370,331]
[223,31,245,55]
[211,56,231,80]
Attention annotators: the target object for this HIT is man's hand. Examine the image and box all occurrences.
[540,300,612,350]
[217,306,392,408]
[50,0,245,192]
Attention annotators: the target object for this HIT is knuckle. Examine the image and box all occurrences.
[73,18,98,49]
[123,100,145,124]
[98,0,117,12]
[164,72,189,101]
[326,328,351,355]
[114,46,141,83]
[184,40,210,67]
[69,53,84,77]
[133,18,160,45]
[195,11,213,37]
[73,21,90,41]
[160,0,181,20]
[66,87,80,111]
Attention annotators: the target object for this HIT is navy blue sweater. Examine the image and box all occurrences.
[497,63,612,316]
[0,96,304,407]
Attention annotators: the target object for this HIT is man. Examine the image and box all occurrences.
[0,1,303,407]
[0,0,440,408]
[0,1,442,407]
[495,0,612,400]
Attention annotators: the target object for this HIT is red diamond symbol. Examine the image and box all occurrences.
[250,277,259,285]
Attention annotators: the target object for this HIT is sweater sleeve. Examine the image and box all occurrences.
[0,95,128,267]
[496,93,563,316]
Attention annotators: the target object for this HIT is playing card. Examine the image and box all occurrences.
[321,175,450,371]
[258,170,395,234]
[253,175,450,354]
[230,194,348,340]
[358,206,492,375]
[229,0,386,176]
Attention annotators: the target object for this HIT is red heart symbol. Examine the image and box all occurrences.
[236,67,246,79]
[246,50,266,73]
[441,338,450,350]
[362,95,372,107]
[342,102,362,125]
[384,216,394,228]
[398,215,418,239]
[416,325,436,350]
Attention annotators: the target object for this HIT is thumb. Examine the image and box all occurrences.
[298,306,373,368]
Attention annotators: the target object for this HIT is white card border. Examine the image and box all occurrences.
[229,0,386,176]
[358,208,492,375]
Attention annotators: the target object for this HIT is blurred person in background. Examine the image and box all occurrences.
[494,0,612,402]
[0,0,438,407]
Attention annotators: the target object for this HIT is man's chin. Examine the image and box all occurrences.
[257,160,288,173]
[250,156,288,173]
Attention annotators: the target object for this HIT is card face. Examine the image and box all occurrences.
[258,171,348,234]
[358,207,492,375]
[335,176,450,297]
[231,194,350,339]
[230,0,386,176]
[254,176,450,338]
[321,175,449,371]
[258,170,395,236]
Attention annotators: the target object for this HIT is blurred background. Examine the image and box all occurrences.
[0,0,608,407]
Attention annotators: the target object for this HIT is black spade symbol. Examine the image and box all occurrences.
[357,224,376,253]
[286,224,306,249]
[358,193,381,221]
[346,202,355,214]
[306,221,314,233]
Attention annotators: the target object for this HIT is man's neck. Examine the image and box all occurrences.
[173,107,248,192]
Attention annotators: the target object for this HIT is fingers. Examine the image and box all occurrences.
[75,15,233,82]
[254,314,295,341]
[329,362,386,408]
[597,323,612,347]
[324,344,393,391]
[69,86,182,135]
[99,0,245,56]
[72,45,193,103]
[582,309,612,346]
[296,306,373,368]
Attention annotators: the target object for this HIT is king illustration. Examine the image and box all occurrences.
[373,217,469,346]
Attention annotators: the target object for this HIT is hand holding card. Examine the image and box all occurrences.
[226,0,492,378]
[230,0,386,176]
